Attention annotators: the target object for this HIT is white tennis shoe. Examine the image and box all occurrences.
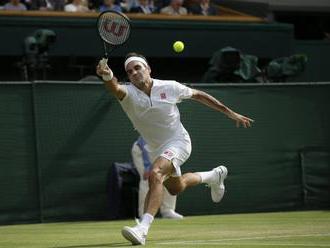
[209,165,228,203]
[121,224,147,246]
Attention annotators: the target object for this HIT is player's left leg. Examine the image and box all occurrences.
[122,156,173,246]
[144,156,174,215]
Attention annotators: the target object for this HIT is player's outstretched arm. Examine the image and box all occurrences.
[96,59,126,100]
[191,89,254,128]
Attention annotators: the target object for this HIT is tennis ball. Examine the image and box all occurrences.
[173,41,184,53]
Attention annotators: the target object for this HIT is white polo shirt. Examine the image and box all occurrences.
[119,79,193,151]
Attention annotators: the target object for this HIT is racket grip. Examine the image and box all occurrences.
[99,58,113,81]
[99,58,108,70]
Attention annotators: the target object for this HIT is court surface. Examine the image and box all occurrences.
[0,210,329,248]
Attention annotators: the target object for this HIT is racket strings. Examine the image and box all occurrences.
[98,13,130,46]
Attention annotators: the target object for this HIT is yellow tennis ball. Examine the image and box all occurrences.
[173,41,184,53]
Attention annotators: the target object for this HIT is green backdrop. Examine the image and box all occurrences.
[0,81,329,225]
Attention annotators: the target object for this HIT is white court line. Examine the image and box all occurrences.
[158,233,330,246]
[171,243,330,247]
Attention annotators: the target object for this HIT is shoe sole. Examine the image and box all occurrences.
[121,226,145,245]
[218,166,228,185]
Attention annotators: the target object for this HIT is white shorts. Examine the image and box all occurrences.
[147,137,192,177]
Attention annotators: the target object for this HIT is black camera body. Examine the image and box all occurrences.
[21,29,56,80]
[33,29,56,54]
[24,29,56,56]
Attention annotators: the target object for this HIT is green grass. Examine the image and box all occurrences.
[0,211,329,248]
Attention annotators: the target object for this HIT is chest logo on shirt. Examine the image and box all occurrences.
[160,92,167,99]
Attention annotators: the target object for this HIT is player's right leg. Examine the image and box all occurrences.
[199,166,228,203]
[163,172,201,195]
[164,165,228,203]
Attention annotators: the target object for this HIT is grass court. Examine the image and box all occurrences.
[0,210,329,248]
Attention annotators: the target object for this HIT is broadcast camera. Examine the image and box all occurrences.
[33,29,56,54]
[21,29,56,80]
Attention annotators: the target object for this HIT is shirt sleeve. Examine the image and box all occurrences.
[118,84,132,113]
[172,81,193,102]
[118,84,129,102]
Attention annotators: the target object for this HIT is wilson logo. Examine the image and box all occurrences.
[104,21,128,37]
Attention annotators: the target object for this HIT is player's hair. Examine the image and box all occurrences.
[125,52,149,65]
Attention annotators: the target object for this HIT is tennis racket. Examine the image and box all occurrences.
[97,10,131,67]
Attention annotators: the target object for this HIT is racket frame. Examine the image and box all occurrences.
[96,10,131,59]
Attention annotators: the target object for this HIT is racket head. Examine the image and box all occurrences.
[97,10,131,46]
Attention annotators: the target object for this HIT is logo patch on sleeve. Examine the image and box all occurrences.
[162,149,176,161]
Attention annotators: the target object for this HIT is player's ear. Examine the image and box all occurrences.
[147,65,151,73]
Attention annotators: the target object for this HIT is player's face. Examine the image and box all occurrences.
[126,61,151,87]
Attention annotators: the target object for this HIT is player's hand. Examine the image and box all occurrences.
[96,58,111,74]
[229,112,254,128]
[96,58,113,81]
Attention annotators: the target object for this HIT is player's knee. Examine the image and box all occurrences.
[167,187,180,195]
[148,169,163,186]
[166,179,185,195]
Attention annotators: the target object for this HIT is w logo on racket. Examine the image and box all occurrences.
[97,11,131,54]
[104,20,129,37]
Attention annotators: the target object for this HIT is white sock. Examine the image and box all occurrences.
[140,213,154,231]
[196,170,216,184]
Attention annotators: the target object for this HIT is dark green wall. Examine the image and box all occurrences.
[0,83,40,224]
[0,82,329,225]
[178,83,330,215]
[294,41,330,82]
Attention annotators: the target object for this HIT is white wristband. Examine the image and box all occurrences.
[102,70,113,81]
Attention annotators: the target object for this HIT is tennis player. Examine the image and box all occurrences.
[96,52,254,246]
